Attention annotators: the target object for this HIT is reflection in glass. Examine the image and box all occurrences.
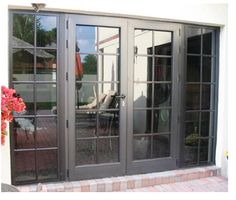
[187,56,201,82]
[186,84,200,110]
[202,57,212,82]
[134,56,152,82]
[76,26,97,53]
[36,150,58,180]
[15,151,36,182]
[36,49,57,81]
[133,110,151,134]
[36,117,57,148]
[13,84,34,115]
[200,139,211,162]
[36,16,57,47]
[184,139,198,165]
[153,135,170,158]
[133,83,152,108]
[154,57,172,81]
[201,112,211,137]
[154,84,171,107]
[134,30,152,55]
[133,136,151,160]
[36,84,57,115]
[153,109,171,133]
[154,31,172,55]
[13,117,35,149]
[76,112,96,138]
[13,49,34,81]
[76,139,96,165]
[98,27,120,54]
[13,14,34,45]
[185,112,199,138]
[97,138,119,163]
[187,28,201,54]
[202,84,211,109]
[203,31,212,55]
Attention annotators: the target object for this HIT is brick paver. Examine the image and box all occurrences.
[125,176,228,192]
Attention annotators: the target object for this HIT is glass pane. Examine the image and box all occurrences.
[36,150,58,180]
[133,110,152,134]
[13,49,34,81]
[36,117,57,148]
[186,84,200,110]
[134,56,152,82]
[36,49,57,81]
[154,57,172,81]
[154,31,172,55]
[202,84,211,110]
[203,30,213,55]
[185,112,200,138]
[201,112,212,137]
[76,25,97,53]
[76,54,97,81]
[133,83,152,108]
[187,56,201,82]
[153,84,171,107]
[13,14,34,45]
[36,15,57,47]
[187,27,201,54]
[98,27,120,54]
[13,84,34,115]
[153,134,170,158]
[98,55,120,82]
[199,139,210,162]
[133,136,151,160]
[98,111,119,136]
[202,57,212,82]
[76,112,96,138]
[36,84,57,115]
[134,29,152,55]
[97,138,119,163]
[76,139,96,165]
[13,117,35,149]
[153,109,171,133]
[184,139,198,165]
[15,151,36,182]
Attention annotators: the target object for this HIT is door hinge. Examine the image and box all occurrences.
[66,40,68,48]
[67,169,69,178]
[66,72,68,81]
[66,120,69,128]
[66,20,69,29]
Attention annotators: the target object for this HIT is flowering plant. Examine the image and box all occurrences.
[1,86,26,145]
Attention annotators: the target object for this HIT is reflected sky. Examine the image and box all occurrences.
[37,15,56,31]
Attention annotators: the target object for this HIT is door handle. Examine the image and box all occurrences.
[113,94,126,99]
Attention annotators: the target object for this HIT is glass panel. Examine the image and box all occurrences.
[98,27,120,54]
[201,112,212,137]
[184,139,198,165]
[203,30,212,55]
[202,57,212,82]
[13,84,34,115]
[154,31,172,55]
[76,83,97,109]
[36,15,57,47]
[187,27,201,54]
[98,111,119,136]
[76,112,96,138]
[76,25,97,53]
[134,56,152,82]
[36,150,58,180]
[133,110,152,134]
[13,14,34,45]
[98,55,120,82]
[134,29,152,55]
[133,136,151,160]
[186,84,200,110]
[185,112,200,138]
[133,83,152,108]
[13,49,34,81]
[36,117,57,148]
[36,84,57,115]
[153,84,171,107]
[187,56,201,82]
[97,138,119,163]
[202,84,211,110]
[15,151,36,182]
[153,109,171,133]
[76,139,96,165]
[153,134,170,158]
[13,117,35,149]
[199,139,210,162]
[154,57,172,81]
[36,49,57,81]
[76,54,97,81]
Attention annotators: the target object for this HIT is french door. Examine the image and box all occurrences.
[67,15,181,180]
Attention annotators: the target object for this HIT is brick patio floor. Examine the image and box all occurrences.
[125,176,228,192]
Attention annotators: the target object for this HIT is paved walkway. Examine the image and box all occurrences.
[125,176,228,192]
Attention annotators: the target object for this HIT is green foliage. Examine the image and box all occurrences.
[185,133,198,146]
[83,54,97,74]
